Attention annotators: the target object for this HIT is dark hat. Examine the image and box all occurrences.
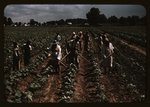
[53,40,59,44]
[53,40,57,43]
[79,31,82,34]
[26,40,31,44]
[13,42,17,46]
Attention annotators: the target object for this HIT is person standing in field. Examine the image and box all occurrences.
[22,40,32,66]
[101,34,114,73]
[78,31,83,51]
[66,32,80,68]
[12,42,21,70]
[65,32,76,63]
[47,40,62,73]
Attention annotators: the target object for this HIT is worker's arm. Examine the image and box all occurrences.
[48,53,51,57]
[57,45,62,60]
[29,45,32,51]
[109,43,114,53]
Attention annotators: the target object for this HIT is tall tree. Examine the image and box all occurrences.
[86,7,101,25]
[58,19,65,25]
[99,14,107,24]
[131,16,140,25]
[119,17,127,25]
[140,16,146,25]
[29,19,36,26]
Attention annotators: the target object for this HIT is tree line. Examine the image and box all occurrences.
[4,7,146,26]
[86,7,146,26]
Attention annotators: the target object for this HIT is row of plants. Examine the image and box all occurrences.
[90,28,145,69]
[4,27,88,103]
[5,50,50,103]
[84,48,107,102]
[91,27,146,48]
[99,26,146,38]
[57,63,78,103]
[4,26,89,73]
[4,27,57,102]
[111,36,146,101]
[102,30,146,48]
[4,34,53,72]
[93,29,146,102]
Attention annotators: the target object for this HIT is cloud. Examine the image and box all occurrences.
[4,4,146,23]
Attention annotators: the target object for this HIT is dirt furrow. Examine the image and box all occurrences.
[71,52,88,102]
[120,39,146,56]
[32,75,60,103]
[17,57,50,92]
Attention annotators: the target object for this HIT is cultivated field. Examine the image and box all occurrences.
[4,26,146,103]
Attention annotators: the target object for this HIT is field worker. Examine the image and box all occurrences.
[12,42,21,70]
[71,32,77,39]
[83,31,90,52]
[47,40,62,73]
[66,33,80,68]
[102,33,114,55]
[102,36,114,73]
[78,31,83,51]
[66,32,77,62]
[54,33,61,43]
[22,40,32,66]
[102,33,107,41]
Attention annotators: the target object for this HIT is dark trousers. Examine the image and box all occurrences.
[13,58,20,70]
[68,53,79,68]
[47,59,60,73]
[84,41,88,51]
[24,56,30,66]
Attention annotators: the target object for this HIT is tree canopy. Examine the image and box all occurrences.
[86,7,101,25]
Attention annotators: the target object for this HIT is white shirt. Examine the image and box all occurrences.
[57,44,62,60]
[109,42,114,53]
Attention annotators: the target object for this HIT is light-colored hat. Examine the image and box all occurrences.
[72,32,76,35]
[79,31,82,34]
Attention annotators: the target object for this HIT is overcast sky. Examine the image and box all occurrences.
[4,4,146,23]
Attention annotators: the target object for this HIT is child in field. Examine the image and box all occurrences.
[12,42,21,70]
[47,40,62,73]
[22,40,32,66]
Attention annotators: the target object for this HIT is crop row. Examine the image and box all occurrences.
[90,29,146,102]
[84,49,107,102]
[91,27,146,48]
[112,37,145,101]
[94,30,146,102]
[102,31,146,48]
[5,51,50,103]
[57,63,78,103]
